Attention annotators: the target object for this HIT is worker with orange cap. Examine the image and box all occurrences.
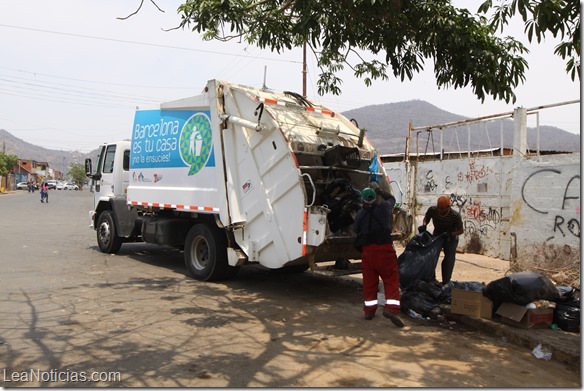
[419,195,464,284]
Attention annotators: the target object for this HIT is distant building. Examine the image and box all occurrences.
[13,159,52,184]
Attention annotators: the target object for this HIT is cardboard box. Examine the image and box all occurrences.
[496,302,554,329]
[451,288,493,319]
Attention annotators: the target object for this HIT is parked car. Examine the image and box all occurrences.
[56,181,65,190]
[16,182,39,190]
[45,180,58,190]
[64,183,79,190]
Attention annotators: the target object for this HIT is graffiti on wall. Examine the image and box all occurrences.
[423,170,438,192]
[422,162,501,240]
[465,200,500,222]
[457,161,493,184]
[449,192,468,210]
[424,161,495,192]
[520,168,580,264]
[521,169,581,239]
[464,200,502,235]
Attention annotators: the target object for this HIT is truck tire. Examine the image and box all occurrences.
[185,223,235,281]
[96,210,123,254]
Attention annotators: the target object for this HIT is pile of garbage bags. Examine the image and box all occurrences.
[400,280,485,319]
[397,231,484,319]
[483,272,580,333]
[483,271,560,307]
[397,232,580,332]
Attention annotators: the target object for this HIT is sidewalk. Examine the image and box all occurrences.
[447,312,580,370]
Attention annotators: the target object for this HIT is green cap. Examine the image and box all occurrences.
[361,187,376,203]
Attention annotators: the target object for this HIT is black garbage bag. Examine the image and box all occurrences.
[552,286,580,333]
[400,290,442,318]
[483,272,560,308]
[441,281,486,301]
[554,303,581,333]
[410,279,443,300]
[398,231,446,291]
[322,178,362,233]
[556,286,581,303]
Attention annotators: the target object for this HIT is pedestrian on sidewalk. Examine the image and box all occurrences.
[420,195,464,284]
[353,182,404,327]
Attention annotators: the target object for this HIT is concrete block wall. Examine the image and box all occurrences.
[383,153,580,264]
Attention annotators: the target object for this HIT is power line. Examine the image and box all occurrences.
[0,75,165,104]
[0,65,197,90]
[0,89,135,110]
[0,24,302,64]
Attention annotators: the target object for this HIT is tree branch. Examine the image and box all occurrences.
[117,0,165,20]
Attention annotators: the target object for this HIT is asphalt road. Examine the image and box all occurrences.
[0,189,580,387]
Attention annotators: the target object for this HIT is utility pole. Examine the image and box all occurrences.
[302,42,307,97]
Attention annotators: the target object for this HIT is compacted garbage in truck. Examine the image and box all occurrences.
[85,79,396,281]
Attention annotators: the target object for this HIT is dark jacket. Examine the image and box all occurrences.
[353,189,395,248]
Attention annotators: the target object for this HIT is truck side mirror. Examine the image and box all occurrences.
[85,158,93,177]
[85,158,101,180]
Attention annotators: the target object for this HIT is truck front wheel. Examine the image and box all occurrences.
[185,223,233,281]
[96,210,123,254]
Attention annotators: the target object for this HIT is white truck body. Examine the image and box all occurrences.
[87,79,393,280]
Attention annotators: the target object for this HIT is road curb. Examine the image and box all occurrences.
[447,312,580,371]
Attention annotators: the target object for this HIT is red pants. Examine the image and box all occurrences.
[361,243,400,316]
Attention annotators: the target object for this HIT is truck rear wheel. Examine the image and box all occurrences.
[185,223,235,281]
[96,210,123,254]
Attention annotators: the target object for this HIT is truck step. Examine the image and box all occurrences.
[310,261,363,277]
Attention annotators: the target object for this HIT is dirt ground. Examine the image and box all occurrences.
[0,190,580,387]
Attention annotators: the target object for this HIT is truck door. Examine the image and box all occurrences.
[93,144,131,199]
[95,144,117,199]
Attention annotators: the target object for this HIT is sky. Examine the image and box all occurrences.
[0,0,580,154]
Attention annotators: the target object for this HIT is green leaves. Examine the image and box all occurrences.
[176,0,578,101]
[0,152,18,177]
[479,0,580,81]
[68,163,87,187]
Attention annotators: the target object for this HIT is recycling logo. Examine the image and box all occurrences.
[179,113,213,175]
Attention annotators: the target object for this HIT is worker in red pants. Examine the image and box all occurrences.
[353,182,404,327]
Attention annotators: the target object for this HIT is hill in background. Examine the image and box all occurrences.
[342,100,580,155]
[0,100,579,171]
[0,129,93,174]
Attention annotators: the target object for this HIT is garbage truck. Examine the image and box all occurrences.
[85,79,398,281]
